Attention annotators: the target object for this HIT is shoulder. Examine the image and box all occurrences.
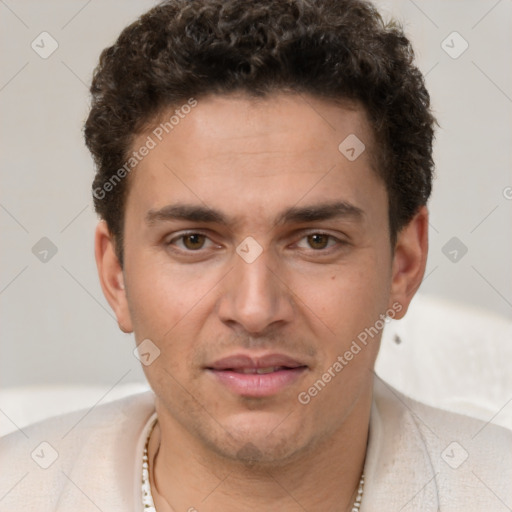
[398,385,512,461]
[0,391,156,511]
[374,378,512,508]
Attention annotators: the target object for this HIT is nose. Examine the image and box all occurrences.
[217,246,294,335]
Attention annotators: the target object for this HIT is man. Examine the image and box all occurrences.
[1,0,511,510]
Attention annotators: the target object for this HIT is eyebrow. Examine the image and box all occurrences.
[145,201,364,227]
[275,201,364,226]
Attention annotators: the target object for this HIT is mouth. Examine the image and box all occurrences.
[221,366,303,374]
[205,353,309,397]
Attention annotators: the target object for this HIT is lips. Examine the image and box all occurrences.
[231,366,292,374]
[206,353,308,397]
[207,353,307,372]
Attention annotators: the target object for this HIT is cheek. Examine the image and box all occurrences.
[125,264,214,389]
[124,256,218,341]
[293,256,389,340]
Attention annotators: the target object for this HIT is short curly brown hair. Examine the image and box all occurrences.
[84,0,435,265]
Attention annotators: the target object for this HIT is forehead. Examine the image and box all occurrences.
[125,93,384,226]
[147,93,374,167]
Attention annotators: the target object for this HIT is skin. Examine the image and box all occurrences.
[95,92,428,511]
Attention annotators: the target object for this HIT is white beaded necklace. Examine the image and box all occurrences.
[142,418,365,511]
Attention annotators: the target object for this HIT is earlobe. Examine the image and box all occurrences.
[94,221,134,333]
[388,206,429,319]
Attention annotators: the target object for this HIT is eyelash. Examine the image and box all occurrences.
[165,230,346,254]
[167,231,218,251]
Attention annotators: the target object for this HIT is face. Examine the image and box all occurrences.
[96,92,427,465]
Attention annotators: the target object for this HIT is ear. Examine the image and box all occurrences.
[387,206,429,319]
[94,221,133,333]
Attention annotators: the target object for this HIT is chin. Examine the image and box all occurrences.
[218,436,304,467]
[205,411,314,466]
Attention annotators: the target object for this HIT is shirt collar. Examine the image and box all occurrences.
[362,375,440,510]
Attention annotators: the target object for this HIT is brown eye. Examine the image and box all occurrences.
[182,233,206,250]
[307,233,330,250]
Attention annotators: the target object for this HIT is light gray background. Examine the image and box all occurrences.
[1,0,511,388]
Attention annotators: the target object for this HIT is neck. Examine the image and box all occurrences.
[149,390,371,512]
